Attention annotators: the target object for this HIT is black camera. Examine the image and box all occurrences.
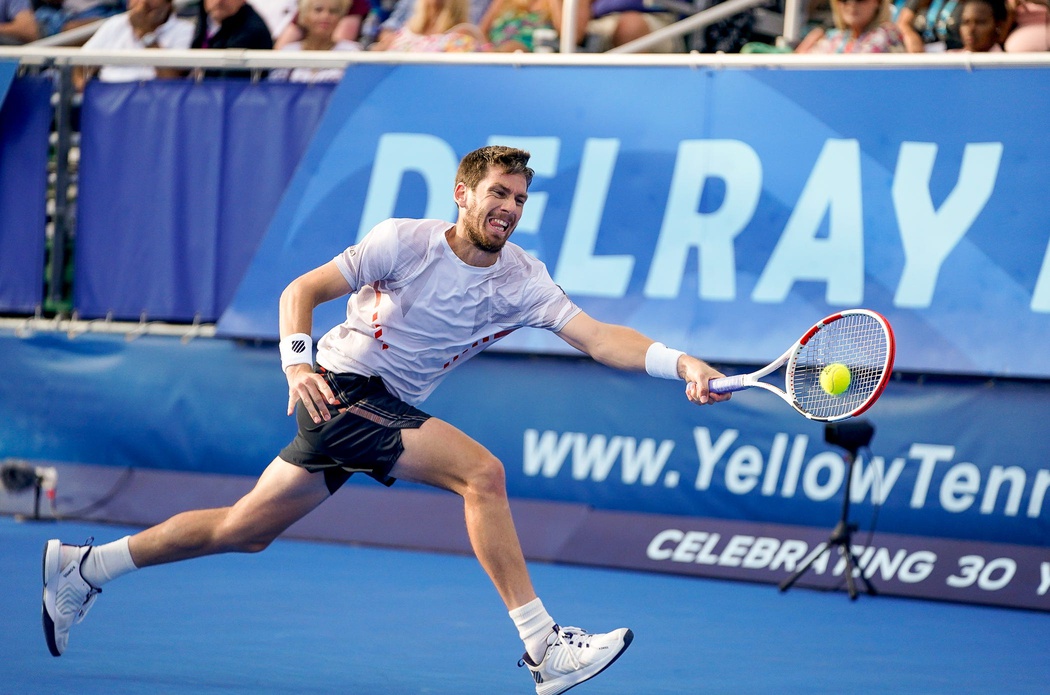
[824,420,874,454]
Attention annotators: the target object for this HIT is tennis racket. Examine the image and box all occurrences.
[708,309,896,422]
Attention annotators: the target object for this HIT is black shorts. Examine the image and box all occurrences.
[279,368,430,494]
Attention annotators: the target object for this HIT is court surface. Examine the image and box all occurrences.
[3,516,1047,695]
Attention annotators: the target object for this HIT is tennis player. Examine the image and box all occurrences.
[42,145,729,694]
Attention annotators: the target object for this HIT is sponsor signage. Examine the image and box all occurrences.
[558,511,1050,612]
[219,63,1050,379]
[2,332,1048,611]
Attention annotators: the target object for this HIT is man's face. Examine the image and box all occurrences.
[960,2,999,52]
[458,167,529,254]
[205,0,245,23]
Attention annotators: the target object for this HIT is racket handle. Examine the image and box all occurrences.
[709,374,746,394]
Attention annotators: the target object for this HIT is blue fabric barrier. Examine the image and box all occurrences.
[0,331,291,476]
[74,80,335,323]
[0,59,15,103]
[1,330,1047,550]
[0,77,51,314]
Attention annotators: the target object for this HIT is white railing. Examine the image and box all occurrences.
[4,45,1050,69]
[0,314,216,341]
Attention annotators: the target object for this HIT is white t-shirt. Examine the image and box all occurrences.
[316,218,581,405]
[83,12,194,83]
[268,40,361,83]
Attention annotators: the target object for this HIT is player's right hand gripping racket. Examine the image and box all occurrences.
[708,309,896,422]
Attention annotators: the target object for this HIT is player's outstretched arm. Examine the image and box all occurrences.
[279,261,353,423]
[555,312,730,405]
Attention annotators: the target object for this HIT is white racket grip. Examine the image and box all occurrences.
[709,374,747,394]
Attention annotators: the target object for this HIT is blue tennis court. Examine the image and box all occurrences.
[3,516,1047,695]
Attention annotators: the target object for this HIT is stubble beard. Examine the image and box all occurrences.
[465,207,508,254]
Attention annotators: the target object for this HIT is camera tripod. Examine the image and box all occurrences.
[779,420,877,600]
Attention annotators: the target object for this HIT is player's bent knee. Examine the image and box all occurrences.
[236,538,273,554]
[221,532,277,554]
[468,455,508,499]
[214,518,280,554]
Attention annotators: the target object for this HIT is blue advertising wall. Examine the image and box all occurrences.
[3,61,1048,609]
[0,76,50,313]
[2,329,1047,610]
[1,331,1048,549]
[214,64,1050,381]
[67,65,1050,379]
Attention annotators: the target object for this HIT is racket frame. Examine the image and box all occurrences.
[708,309,895,422]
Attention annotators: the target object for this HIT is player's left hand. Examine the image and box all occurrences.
[680,356,732,406]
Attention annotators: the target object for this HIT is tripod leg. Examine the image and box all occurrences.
[779,541,829,593]
[841,546,859,600]
[849,547,878,596]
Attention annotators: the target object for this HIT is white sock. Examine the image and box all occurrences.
[73,536,139,588]
[509,597,556,664]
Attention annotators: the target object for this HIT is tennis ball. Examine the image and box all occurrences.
[820,363,851,396]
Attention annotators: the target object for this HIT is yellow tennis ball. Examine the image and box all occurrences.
[820,363,851,396]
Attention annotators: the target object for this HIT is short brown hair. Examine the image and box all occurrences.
[456,146,534,192]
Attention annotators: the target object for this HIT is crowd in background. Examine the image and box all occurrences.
[1,0,1047,85]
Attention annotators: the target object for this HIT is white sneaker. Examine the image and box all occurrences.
[519,624,633,695]
[42,538,102,657]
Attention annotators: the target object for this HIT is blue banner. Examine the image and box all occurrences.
[75,80,335,322]
[0,77,51,314]
[428,355,1050,549]
[0,332,293,476]
[1,331,1047,548]
[216,64,1050,379]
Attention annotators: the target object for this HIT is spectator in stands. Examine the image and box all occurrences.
[35,0,124,39]
[949,0,1007,50]
[1004,0,1050,50]
[191,0,273,77]
[0,0,37,43]
[273,0,369,46]
[478,0,588,50]
[192,0,274,49]
[73,0,193,89]
[796,0,905,51]
[269,0,362,81]
[478,0,552,50]
[370,0,488,50]
[583,0,682,52]
[896,0,963,50]
[373,0,488,46]
[0,0,38,44]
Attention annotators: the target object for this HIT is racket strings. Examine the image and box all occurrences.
[791,314,890,419]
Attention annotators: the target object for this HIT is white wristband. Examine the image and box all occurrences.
[645,342,685,380]
[280,333,313,371]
